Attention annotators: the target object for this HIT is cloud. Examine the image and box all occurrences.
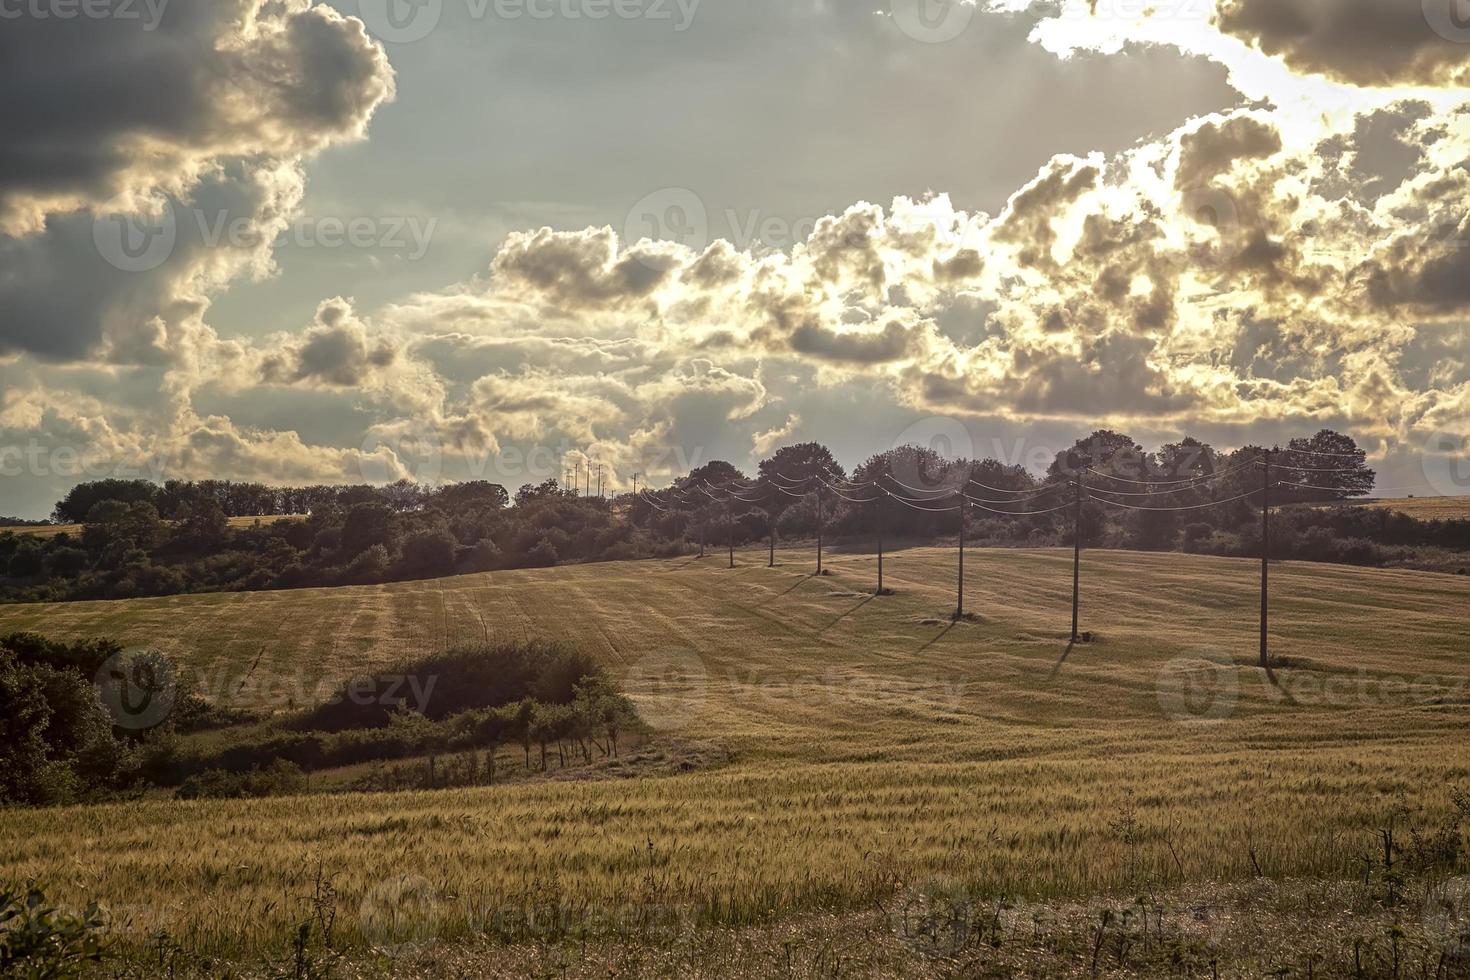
[753,414,802,456]
[0,1,394,368]
[1216,0,1470,89]
[259,298,398,387]
[0,0,393,234]
[6,0,1470,516]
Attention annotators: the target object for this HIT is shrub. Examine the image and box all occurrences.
[398,529,457,579]
[299,640,607,732]
[175,759,305,800]
[0,881,108,977]
[525,539,559,568]
[0,651,133,807]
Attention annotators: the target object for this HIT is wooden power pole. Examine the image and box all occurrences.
[1260,449,1272,670]
[877,490,886,596]
[816,483,824,575]
[956,493,966,619]
[1071,477,1084,643]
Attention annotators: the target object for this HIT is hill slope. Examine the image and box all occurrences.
[2,547,1468,959]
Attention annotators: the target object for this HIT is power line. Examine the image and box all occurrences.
[968,498,1075,517]
[1092,488,1267,513]
[1083,457,1260,487]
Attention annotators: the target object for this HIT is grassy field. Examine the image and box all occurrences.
[1354,496,1470,520]
[2,546,1469,969]
[3,515,300,538]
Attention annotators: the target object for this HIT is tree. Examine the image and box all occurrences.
[438,481,509,511]
[1046,430,1148,483]
[515,479,564,507]
[758,443,844,483]
[52,480,159,524]
[339,502,396,556]
[0,651,131,806]
[398,529,458,579]
[1278,430,1375,502]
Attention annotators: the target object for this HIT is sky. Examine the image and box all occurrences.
[2,0,1470,518]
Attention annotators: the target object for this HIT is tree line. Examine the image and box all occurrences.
[0,426,1463,604]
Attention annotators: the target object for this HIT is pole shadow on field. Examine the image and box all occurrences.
[1049,640,1077,679]
[918,620,957,654]
[774,573,812,599]
[822,594,874,633]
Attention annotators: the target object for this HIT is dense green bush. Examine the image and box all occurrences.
[0,881,108,978]
[175,759,305,801]
[160,641,641,789]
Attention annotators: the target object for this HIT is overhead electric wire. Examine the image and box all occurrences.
[968,498,1076,517]
[638,491,672,513]
[1092,488,1267,513]
[1082,457,1259,487]
[886,493,962,513]
[968,477,1061,496]
[1281,448,1369,458]
[1087,481,1242,498]
[771,484,812,499]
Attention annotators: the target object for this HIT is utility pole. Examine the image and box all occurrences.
[632,472,639,497]
[699,515,706,559]
[768,512,776,568]
[956,493,965,619]
[1071,477,1084,642]
[728,501,735,569]
[1260,449,1272,670]
[877,489,886,596]
[575,462,582,497]
[815,482,824,575]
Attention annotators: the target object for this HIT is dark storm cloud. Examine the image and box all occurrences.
[1175,115,1282,190]
[788,319,916,365]
[0,0,392,231]
[1216,0,1470,88]
[0,0,394,364]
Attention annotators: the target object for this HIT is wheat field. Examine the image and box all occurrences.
[2,546,1469,959]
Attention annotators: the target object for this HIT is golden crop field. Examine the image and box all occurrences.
[3,515,300,538]
[2,547,1469,966]
[1357,496,1470,520]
